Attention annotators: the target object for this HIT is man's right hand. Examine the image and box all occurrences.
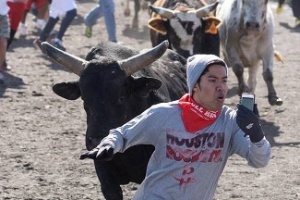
[80,144,114,161]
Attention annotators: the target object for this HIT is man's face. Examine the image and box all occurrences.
[192,64,228,111]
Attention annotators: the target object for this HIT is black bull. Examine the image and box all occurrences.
[41,41,188,200]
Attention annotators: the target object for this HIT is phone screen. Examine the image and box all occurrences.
[241,97,254,111]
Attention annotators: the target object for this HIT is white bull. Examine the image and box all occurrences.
[217,0,283,106]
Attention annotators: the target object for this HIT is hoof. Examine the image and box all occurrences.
[124,9,130,16]
[269,96,283,106]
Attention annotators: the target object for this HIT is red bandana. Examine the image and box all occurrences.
[178,94,221,133]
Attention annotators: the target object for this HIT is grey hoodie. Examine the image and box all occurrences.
[101,101,271,200]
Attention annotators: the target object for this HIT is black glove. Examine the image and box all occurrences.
[80,144,114,161]
[236,104,264,143]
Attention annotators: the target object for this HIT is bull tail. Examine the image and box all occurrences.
[274,50,284,63]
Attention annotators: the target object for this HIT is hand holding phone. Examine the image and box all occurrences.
[236,104,264,142]
[237,93,264,142]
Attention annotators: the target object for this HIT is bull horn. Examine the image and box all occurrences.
[149,5,176,19]
[41,42,88,76]
[192,1,219,18]
[119,40,169,76]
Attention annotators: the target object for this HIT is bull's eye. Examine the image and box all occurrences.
[117,96,125,104]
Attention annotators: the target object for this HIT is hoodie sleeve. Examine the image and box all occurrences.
[102,103,170,153]
[230,124,271,168]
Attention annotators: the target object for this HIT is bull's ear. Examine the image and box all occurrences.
[203,17,222,34]
[52,82,81,100]
[148,16,167,35]
[131,77,162,97]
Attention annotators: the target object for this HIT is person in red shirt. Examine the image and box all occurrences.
[7,0,26,48]
[19,0,49,36]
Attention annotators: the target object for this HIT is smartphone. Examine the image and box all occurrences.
[240,93,255,111]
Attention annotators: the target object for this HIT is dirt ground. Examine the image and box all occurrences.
[0,0,299,199]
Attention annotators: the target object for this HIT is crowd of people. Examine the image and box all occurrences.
[0,0,117,84]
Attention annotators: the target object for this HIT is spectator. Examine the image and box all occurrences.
[34,0,77,51]
[80,54,271,200]
[276,0,300,28]
[2,0,27,71]
[0,0,10,84]
[84,0,117,42]
[19,0,49,36]
[7,0,26,49]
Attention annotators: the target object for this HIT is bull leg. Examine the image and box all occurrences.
[224,44,250,96]
[247,64,259,93]
[94,160,123,200]
[132,0,140,30]
[124,0,130,16]
[221,50,229,65]
[263,68,283,106]
[232,63,250,96]
[262,54,283,106]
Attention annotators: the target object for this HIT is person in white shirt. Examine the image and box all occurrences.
[34,0,77,51]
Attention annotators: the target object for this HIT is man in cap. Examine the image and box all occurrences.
[80,54,271,200]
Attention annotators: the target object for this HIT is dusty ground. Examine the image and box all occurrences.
[1,0,299,199]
